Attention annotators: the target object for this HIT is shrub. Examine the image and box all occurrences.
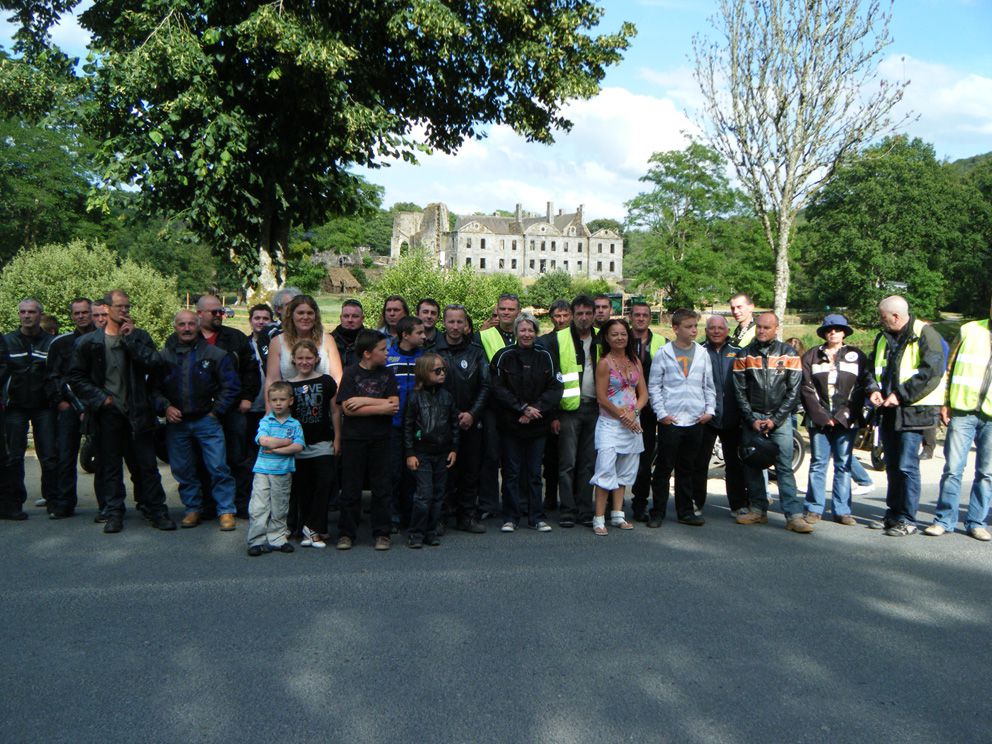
[526,269,573,309]
[285,258,327,294]
[0,240,179,344]
[364,249,524,329]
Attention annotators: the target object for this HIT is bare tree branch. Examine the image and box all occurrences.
[693,0,913,320]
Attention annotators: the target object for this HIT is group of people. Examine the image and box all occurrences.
[1,286,990,554]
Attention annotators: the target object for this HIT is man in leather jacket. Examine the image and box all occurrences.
[0,299,58,520]
[46,297,96,518]
[435,304,490,534]
[66,290,176,533]
[732,313,810,533]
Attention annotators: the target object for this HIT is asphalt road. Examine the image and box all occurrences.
[2,447,989,744]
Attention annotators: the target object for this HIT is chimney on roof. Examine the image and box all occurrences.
[558,209,563,215]
[515,203,522,224]
[577,204,584,224]
[547,201,554,224]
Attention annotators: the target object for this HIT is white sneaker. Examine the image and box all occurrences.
[532,521,552,532]
[851,484,873,497]
[500,522,515,533]
[34,497,46,507]
[301,526,326,548]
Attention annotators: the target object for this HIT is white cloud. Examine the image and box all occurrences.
[880,54,992,156]
[639,66,706,111]
[363,86,695,220]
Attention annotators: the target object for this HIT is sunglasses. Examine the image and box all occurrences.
[432,367,447,374]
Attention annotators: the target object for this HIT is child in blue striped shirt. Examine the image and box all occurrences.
[247,381,305,556]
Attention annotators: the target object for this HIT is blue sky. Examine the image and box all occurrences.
[365,0,992,220]
[3,1,991,221]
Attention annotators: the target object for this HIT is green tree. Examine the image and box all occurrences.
[572,277,612,297]
[624,141,763,309]
[0,118,104,264]
[800,137,991,322]
[527,270,574,309]
[8,1,634,295]
[0,240,178,343]
[586,218,624,237]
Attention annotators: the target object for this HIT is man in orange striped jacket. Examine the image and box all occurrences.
[731,313,811,533]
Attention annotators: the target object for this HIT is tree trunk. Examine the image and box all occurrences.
[773,212,793,329]
[249,194,290,301]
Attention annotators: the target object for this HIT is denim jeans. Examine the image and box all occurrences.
[741,419,801,518]
[849,444,873,486]
[478,408,507,515]
[445,423,482,523]
[3,406,57,507]
[501,435,546,527]
[694,425,748,512]
[933,413,992,533]
[410,451,449,537]
[879,417,924,526]
[390,426,416,525]
[557,401,598,522]
[54,407,83,513]
[95,409,168,519]
[166,415,235,515]
[805,426,857,516]
[221,409,253,513]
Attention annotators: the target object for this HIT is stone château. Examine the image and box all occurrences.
[390,202,623,281]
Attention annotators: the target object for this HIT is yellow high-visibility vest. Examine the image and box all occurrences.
[556,328,598,411]
[480,327,509,362]
[947,319,992,416]
[873,318,945,407]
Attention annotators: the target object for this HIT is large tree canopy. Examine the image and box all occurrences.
[2,0,634,294]
[800,136,992,322]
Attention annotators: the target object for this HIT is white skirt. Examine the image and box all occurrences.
[594,415,645,455]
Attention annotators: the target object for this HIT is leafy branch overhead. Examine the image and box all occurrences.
[1,0,635,293]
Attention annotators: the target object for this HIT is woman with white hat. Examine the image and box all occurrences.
[800,314,884,524]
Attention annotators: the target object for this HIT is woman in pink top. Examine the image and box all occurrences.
[591,319,648,536]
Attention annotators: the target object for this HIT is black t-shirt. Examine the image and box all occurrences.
[290,374,337,445]
[335,363,398,441]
